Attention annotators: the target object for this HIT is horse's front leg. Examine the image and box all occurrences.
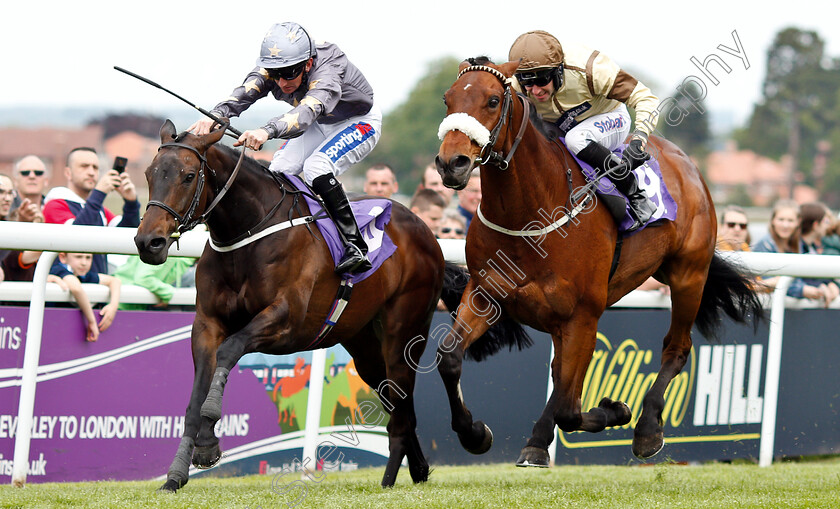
[437,279,495,455]
[518,308,630,468]
[159,319,222,492]
[194,301,291,468]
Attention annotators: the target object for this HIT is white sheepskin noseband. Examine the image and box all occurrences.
[438,113,491,147]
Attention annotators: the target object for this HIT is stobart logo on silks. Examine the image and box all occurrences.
[322,123,376,162]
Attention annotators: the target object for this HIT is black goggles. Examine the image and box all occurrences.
[266,62,307,81]
[515,68,557,88]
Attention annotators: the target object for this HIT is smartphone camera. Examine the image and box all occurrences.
[113,156,128,174]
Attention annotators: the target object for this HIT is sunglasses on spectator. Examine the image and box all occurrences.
[725,222,748,230]
[19,170,45,177]
[515,68,556,88]
[440,227,464,235]
[266,62,307,81]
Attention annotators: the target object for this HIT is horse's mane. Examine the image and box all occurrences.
[214,143,297,193]
[214,142,270,170]
[466,55,494,66]
[171,130,272,173]
[202,139,318,229]
[529,104,561,141]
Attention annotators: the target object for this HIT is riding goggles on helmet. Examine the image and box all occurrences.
[267,61,307,81]
[515,65,562,88]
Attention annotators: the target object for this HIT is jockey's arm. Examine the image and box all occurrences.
[590,51,660,148]
[191,68,272,135]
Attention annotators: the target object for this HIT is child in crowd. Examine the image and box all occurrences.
[113,256,195,310]
[48,252,121,342]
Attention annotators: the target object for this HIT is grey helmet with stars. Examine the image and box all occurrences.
[256,22,315,68]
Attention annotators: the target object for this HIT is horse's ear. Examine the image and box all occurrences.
[458,60,472,73]
[197,125,226,152]
[160,119,177,143]
[499,60,521,78]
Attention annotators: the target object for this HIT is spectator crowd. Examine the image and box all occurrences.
[5,145,840,342]
[1,150,196,341]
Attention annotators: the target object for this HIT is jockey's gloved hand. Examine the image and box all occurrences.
[622,138,651,170]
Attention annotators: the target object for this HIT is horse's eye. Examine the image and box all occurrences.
[442,95,447,106]
[184,172,196,183]
[488,96,500,108]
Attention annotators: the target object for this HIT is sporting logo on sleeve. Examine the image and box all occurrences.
[321,123,376,163]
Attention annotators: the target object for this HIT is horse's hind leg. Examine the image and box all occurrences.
[344,317,430,488]
[378,357,425,487]
[384,308,435,486]
[375,291,435,487]
[159,322,220,492]
[633,266,703,458]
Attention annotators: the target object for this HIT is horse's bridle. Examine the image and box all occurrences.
[146,141,245,239]
[443,64,596,238]
[452,64,531,171]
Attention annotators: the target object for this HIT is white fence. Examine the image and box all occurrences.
[2,221,839,485]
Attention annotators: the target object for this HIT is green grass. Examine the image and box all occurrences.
[2,459,839,509]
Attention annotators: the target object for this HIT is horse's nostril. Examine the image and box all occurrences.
[149,237,167,251]
[435,155,446,173]
[453,155,471,172]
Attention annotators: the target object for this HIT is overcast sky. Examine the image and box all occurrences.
[3,0,839,131]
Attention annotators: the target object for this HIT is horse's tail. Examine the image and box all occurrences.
[695,252,764,340]
[440,262,533,361]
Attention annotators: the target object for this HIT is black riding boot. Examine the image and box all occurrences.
[576,141,656,232]
[311,174,373,275]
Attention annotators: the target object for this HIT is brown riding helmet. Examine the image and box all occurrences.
[509,30,565,70]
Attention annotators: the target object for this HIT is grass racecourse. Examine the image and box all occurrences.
[2,458,839,509]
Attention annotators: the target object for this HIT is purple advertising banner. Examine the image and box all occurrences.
[0,306,287,483]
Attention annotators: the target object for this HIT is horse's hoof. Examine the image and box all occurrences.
[632,430,664,459]
[515,446,550,468]
[458,421,493,454]
[599,397,632,427]
[409,463,430,484]
[380,472,397,488]
[192,444,222,469]
[157,479,181,493]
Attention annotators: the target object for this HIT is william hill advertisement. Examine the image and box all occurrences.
[414,308,837,465]
[558,329,764,460]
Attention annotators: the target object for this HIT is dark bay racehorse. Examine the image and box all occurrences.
[135,120,528,490]
[435,60,762,466]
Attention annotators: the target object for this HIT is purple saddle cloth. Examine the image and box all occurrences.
[566,141,678,236]
[286,175,397,283]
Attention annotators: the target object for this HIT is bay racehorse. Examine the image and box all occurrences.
[435,59,762,466]
[134,120,529,490]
